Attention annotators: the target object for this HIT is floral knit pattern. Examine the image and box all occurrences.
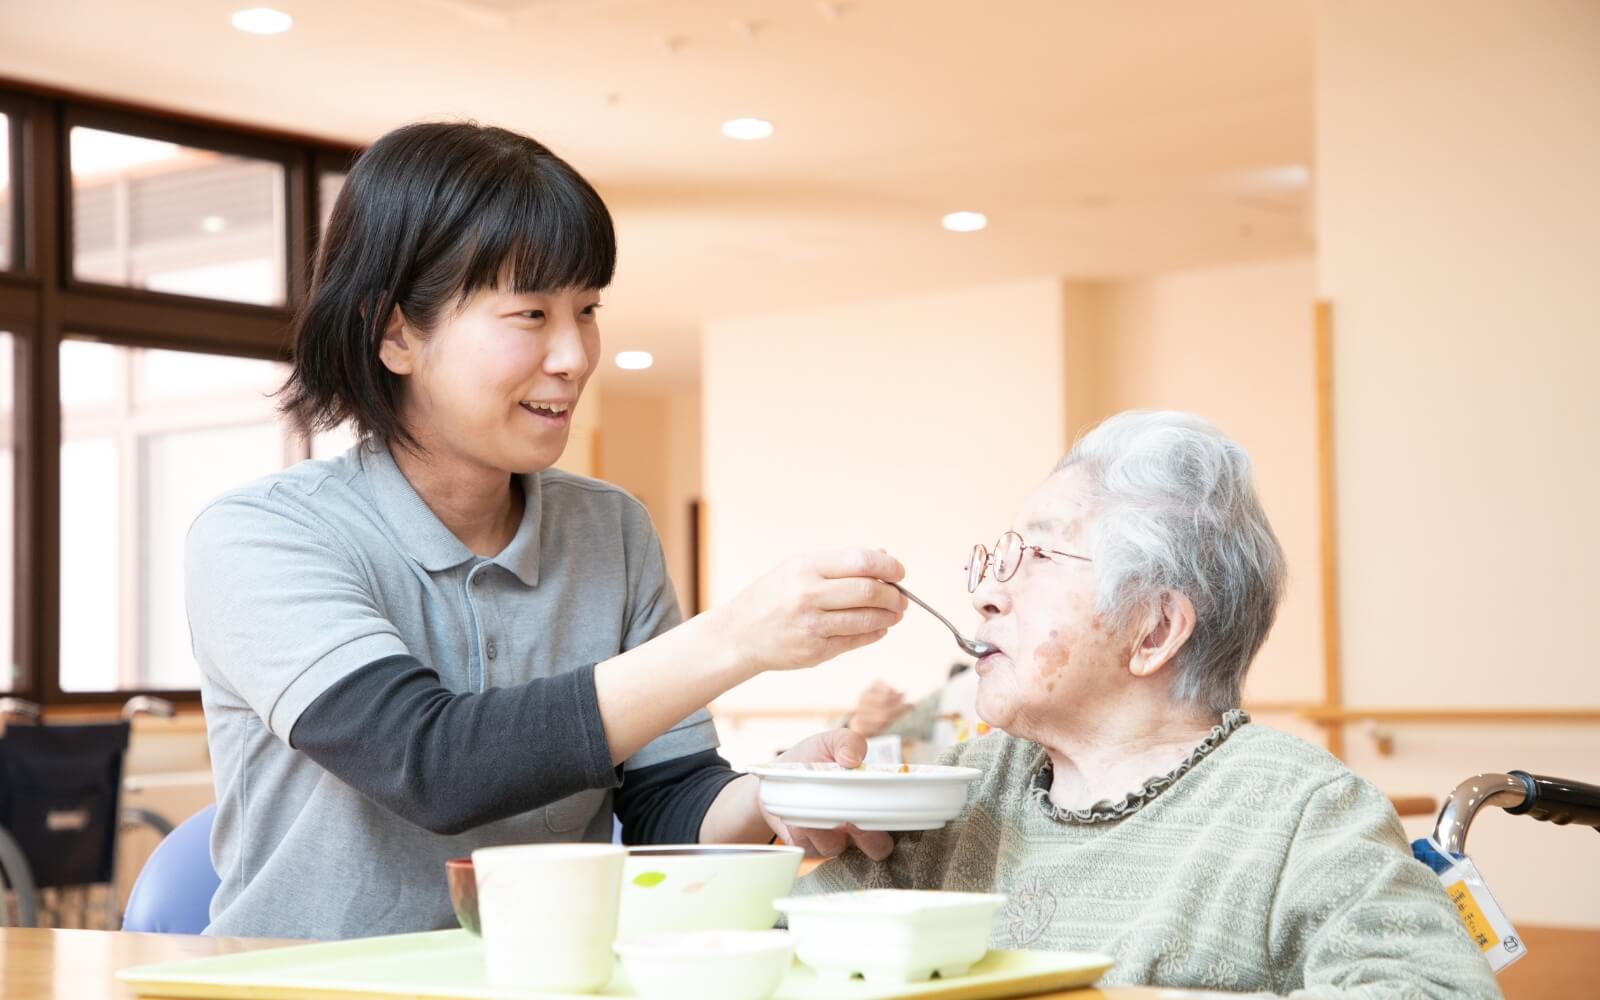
[798,721,1502,999]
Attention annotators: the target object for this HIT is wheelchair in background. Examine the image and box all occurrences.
[0,696,178,928]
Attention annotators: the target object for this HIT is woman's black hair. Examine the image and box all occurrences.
[279,121,616,449]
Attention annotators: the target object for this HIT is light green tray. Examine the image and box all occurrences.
[117,929,1113,1000]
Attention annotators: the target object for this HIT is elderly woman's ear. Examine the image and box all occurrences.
[1127,591,1197,680]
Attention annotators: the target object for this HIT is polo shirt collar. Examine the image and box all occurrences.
[360,441,542,585]
[493,473,543,587]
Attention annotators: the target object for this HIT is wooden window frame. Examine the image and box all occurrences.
[0,77,360,708]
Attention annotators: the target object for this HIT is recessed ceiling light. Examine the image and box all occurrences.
[720,117,774,141]
[200,215,227,234]
[941,211,987,233]
[1255,164,1310,190]
[1223,164,1311,195]
[231,7,293,34]
[615,351,655,371]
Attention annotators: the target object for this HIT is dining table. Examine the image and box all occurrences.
[3,926,1255,999]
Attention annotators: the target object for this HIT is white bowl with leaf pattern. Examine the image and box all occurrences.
[618,844,804,942]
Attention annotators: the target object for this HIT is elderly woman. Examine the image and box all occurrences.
[798,412,1499,998]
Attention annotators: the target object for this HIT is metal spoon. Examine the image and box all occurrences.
[892,583,996,659]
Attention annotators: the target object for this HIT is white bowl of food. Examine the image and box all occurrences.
[619,844,803,942]
[748,762,982,831]
[773,889,1006,983]
[614,930,794,1000]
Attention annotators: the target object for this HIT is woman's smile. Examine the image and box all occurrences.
[518,398,574,428]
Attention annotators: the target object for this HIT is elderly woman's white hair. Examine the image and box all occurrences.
[1059,411,1286,713]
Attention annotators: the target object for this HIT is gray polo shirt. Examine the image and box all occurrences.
[185,441,717,939]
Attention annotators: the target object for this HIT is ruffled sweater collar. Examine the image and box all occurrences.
[1026,709,1251,823]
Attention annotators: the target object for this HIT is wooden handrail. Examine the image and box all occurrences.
[1387,795,1438,818]
[1297,707,1600,726]
[8,704,208,730]
[711,701,1326,722]
[711,703,1600,729]
[1237,701,1321,714]
[711,706,848,721]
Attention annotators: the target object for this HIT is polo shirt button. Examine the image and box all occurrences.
[486,640,498,660]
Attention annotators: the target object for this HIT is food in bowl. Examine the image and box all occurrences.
[615,930,793,1000]
[773,889,1006,983]
[444,856,479,935]
[748,762,983,831]
[619,844,803,941]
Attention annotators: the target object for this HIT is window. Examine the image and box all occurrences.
[0,113,11,270]
[69,126,288,306]
[58,341,305,692]
[0,332,13,690]
[319,171,346,231]
[311,422,359,459]
[2,84,357,705]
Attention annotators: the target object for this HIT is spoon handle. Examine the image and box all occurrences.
[892,583,963,640]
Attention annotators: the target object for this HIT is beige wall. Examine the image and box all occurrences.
[551,380,601,479]
[597,385,702,618]
[1086,257,1323,710]
[702,279,1069,765]
[1061,283,1102,444]
[595,387,668,517]
[1317,0,1600,926]
[662,390,703,618]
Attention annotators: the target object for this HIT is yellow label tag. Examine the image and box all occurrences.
[1445,879,1501,952]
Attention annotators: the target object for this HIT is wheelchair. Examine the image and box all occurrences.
[0,696,178,928]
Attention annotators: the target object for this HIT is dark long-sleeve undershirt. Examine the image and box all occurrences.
[290,654,742,840]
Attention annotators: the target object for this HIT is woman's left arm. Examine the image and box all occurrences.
[614,749,744,843]
[1269,775,1502,1000]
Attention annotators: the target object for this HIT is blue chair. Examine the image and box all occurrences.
[122,803,219,934]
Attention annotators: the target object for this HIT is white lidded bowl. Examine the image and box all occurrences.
[773,889,1006,983]
[619,844,803,942]
[748,762,982,831]
[614,930,794,1000]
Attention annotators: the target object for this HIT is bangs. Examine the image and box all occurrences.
[453,159,616,301]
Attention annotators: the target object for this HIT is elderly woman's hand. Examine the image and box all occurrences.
[762,728,896,862]
[711,549,908,675]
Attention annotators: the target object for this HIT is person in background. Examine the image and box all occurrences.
[186,121,906,940]
[799,411,1498,998]
[844,663,989,762]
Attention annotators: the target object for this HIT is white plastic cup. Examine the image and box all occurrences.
[472,843,625,992]
[863,734,904,765]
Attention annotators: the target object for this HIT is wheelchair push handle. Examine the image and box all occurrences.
[1434,770,1600,856]
[1505,770,1600,832]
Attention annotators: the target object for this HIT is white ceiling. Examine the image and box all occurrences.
[0,0,1315,390]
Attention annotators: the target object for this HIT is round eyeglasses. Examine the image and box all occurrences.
[965,530,1092,592]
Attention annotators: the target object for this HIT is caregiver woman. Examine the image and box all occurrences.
[184,122,906,940]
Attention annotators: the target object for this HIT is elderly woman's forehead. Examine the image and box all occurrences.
[1017,470,1091,535]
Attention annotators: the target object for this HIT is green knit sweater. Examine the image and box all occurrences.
[797,713,1500,999]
